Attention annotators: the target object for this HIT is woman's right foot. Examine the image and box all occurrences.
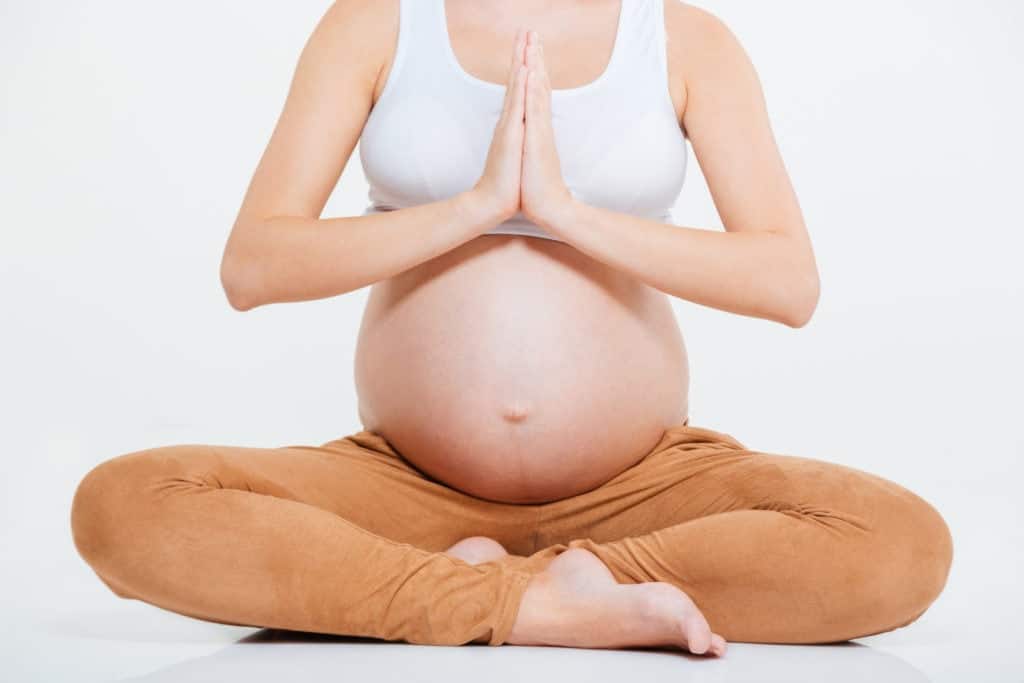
[444,536,509,565]
[506,548,727,657]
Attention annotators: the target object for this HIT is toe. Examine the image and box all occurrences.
[682,616,712,655]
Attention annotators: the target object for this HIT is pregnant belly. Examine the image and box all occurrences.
[353,234,689,504]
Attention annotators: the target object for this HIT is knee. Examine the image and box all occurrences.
[70,444,219,572]
[899,491,954,617]
[855,486,954,636]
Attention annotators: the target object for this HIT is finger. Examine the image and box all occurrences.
[513,26,527,66]
[537,38,551,91]
[499,29,521,118]
[501,28,528,120]
[525,68,543,138]
[525,34,549,104]
[525,30,537,70]
[528,39,544,114]
[507,28,526,84]
[513,28,528,109]
[511,63,527,126]
[533,37,551,120]
[502,64,527,135]
[526,63,544,124]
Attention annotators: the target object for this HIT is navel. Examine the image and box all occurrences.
[501,399,532,423]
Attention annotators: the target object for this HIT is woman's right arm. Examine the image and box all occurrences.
[223,192,503,312]
[219,0,520,311]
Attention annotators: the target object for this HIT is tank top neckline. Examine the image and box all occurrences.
[437,0,628,98]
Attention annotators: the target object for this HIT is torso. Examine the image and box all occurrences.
[354,0,693,504]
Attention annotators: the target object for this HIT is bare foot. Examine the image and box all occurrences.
[507,548,727,657]
[444,536,509,565]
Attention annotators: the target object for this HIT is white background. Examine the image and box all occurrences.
[2,1,1021,681]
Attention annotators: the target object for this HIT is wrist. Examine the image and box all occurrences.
[534,192,581,234]
[457,189,514,229]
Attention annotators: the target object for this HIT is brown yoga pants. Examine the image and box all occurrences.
[69,423,953,647]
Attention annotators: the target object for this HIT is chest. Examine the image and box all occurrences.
[360,89,687,218]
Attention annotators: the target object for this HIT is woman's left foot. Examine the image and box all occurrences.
[507,547,727,656]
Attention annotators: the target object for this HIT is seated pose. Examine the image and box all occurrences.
[70,0,953,657]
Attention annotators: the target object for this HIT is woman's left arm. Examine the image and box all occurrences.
[534,5,820,328]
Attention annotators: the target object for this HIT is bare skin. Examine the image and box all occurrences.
[222,0,816,659]
[444,536,727,656]
[439,24,731,655]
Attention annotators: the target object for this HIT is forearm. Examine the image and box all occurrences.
[544,199,819,327]
[221,191,502,310]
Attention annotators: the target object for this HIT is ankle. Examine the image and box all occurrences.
[506,571,557,646]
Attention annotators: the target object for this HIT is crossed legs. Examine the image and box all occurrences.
[70,424,953,652]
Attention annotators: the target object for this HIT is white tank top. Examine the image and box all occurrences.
[358,0,687,243]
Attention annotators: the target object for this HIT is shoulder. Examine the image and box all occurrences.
[308,0,395,49]
[299,0,398,90]
[664,1,741,48]
[663,1,758,101]
[318,0,391,32]
[663,2,751,76]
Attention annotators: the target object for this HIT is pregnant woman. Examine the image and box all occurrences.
[70,0,953,656]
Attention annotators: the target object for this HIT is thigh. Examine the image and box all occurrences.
[88,429,537,553]
[534,422,936,548]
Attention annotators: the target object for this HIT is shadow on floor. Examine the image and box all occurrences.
[112,628,930,683]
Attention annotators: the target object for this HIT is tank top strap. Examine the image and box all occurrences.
[380,0,507,111]
[410,0,456,69]
[387,0,450,82]
[606,0,671,98]
[385,0,670,105]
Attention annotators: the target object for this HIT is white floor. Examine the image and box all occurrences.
[0,610,964,682]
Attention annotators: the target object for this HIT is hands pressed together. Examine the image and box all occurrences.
[471,29,576,234]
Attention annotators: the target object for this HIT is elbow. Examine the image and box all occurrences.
[780,268,820,329]
[219,250,262,312]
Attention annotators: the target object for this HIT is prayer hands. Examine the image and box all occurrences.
[520,30,574,230]
[471,29,574,231]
